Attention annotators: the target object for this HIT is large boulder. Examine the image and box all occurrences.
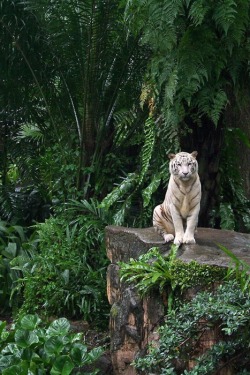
[106,226,250,375]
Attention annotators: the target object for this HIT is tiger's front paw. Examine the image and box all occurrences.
[174,235,183,246]
[163,233,174,243]
[183,233,196,244]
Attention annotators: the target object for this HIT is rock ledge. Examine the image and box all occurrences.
[106,226,250,375]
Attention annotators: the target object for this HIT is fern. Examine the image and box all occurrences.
[196,87,228,125]
[100,173,137,210]
[165,67,179,106]
[219,203,235,230]
[119,245,179,296]
[138,116,156,186]
[213,0,237,35]
[162,1,182,22]
[213,127,250,231]
[126,0,250,134]
[189,0,210,26]
[210,89,228,125]
[142,173,162,208]
[112,197,133,226]
[100,114,155,222]
[113,109,137,146]
[227,0,249,46]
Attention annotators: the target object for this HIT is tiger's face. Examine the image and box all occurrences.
[168,151,198,181]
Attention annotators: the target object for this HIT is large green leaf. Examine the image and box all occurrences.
[50,355,74,375]
[46,318,70,336]
[70,343,88,365]
[44,336,65,356]
[2,365,23,375]
[0,320,7,335]
[1,343,21,356]
[0,355,18,370]
[14,330,39,348]
[2,243,17,259]
[2,360,30,375]
[19,315,41,331]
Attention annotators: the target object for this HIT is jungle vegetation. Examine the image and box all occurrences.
[0,0,250,328]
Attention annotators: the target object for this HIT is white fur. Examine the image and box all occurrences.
[153,151,201,245]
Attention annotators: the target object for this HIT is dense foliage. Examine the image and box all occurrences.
[120,247,250,374]
[0,314,102,374]
[0,221,30,312]
[0,0,250,331]
[124,0,250,228]
[18,210,109,325]
[134,281,250,374]
[125,0,250,126]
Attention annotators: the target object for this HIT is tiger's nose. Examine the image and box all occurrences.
[183,172,188,176]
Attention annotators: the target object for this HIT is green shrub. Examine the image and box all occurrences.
[0,221,30,312]
[0,314,102,374]
[18,212,109,326]
[134,280,250,374]
[120,246,250,374]
[120,246,227,297]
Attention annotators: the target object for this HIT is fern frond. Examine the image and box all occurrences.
[113,109,137,146]
[219,203,235,230]
[227,1,249,46]
[142,173,162,208]
[112,195,134,226]
[211,89,228,125]
[196,87,228,125]
[213,0,237,35]
[189,0,210,26]
[138,116,156,186]
[165,67,179,106]
[162,1,182,22]
[140,83,158,110]
[100,173,137,210]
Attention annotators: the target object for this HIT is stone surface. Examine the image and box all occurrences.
[106,226,250,375]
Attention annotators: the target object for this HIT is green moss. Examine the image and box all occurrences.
[110,303,119,317]
[171,259,227,291]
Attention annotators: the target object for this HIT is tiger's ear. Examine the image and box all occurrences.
[191,151,198,158]
[168,153,176,160]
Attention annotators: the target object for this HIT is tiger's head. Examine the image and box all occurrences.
[168,151,198,181]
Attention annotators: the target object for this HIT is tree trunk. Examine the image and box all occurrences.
[225,89,250,200]
[181,117,224,227]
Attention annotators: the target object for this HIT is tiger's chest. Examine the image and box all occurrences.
[168,179,193,218]
[179,195,190,219]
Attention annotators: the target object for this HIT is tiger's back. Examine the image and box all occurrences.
[153,151,201,245]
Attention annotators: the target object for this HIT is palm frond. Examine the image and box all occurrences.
[17,123,44,143]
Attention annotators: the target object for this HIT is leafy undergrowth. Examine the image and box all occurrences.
[0,313,112,375]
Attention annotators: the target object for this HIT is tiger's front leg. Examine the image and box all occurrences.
[169,203,184,245]
[183,206,200,244]
[153,205,174,243]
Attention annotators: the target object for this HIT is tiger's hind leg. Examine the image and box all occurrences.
[153,204,174,243]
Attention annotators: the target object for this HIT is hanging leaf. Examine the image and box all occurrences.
[142,173,162,208]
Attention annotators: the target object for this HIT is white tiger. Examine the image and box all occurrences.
[153,151,201,245]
